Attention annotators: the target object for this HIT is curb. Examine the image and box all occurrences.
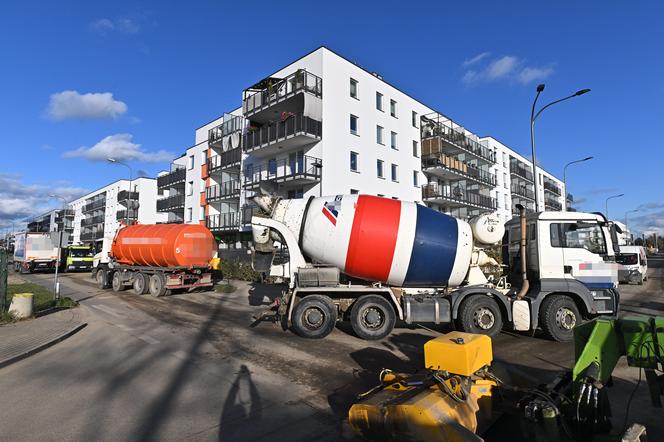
[0,322,88,370]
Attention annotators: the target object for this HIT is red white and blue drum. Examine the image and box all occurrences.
[274,194,473,287]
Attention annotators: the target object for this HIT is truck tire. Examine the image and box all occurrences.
[456,295,503,337]
[112,272,126,292]
[149,273,168,297]
[95,269,111,289]
[291,295,338,339]
[540,295,580,342]
[350,295,396,341]
[133,273,149,295]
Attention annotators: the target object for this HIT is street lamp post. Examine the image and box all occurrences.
[107,158,133,224]
[530,84,591,212]
[563,156,593,211]
[49,194,68,300]
[604,193,624,219]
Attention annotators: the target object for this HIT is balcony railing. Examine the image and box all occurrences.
[509,161,534,182]
[544,180,561,196]
[117,190,139,203]
[83,198,106,212]
[511,183,535,200]
[208,115,244,147]
[422,154,496,186]
[244,155,321,187]
[545,197,562,211]
[80,230,105,241]
[157,167,186,189]
[244,114,322,152]
[421,116,496,164]
[242,205,261,225]
[243,70,323,116]
[81,215,105,227]
[116,209,138,221]
[421,184,497,211]
[156,194,185,212]
[207,181,241,201]
[208,148,242,172]
[206,213,241,231]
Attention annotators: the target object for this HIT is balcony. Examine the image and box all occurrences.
[544,180,561,196]
[422,184,497,211]
[511,183,535,201]
[422,154,496,187]
[80,230,105,242]
[208,148,242,173]
[117,190,139,204]
[244,155,322,189]
[421,114,496,164]
[116,209,138,221]
[206,212,241,232]
[83,198,106,213]
[243,70,323,120]
[157,194,185,212]
[509,161,534,182]
[545,196,562,211]
[243,114,322,157]
[207,181,241,202]
[209,115,245,149]
[81,215,105,227]
[157,167,186,189]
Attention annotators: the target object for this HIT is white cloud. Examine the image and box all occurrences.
[46,90,128,120]
[63,133,173,163]
[90,18,140,35]
[631,210,664,236]
[461,53,554,85]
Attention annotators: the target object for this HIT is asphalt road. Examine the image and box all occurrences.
[1,257,662,441]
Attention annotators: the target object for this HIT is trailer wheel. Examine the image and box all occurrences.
[540,295,580,342]
[350,295,396,341]
[456,295,503,337]
[112,272,126,292]
[149,273,168,297]
[133,273,149,295]
[291,295,338,339]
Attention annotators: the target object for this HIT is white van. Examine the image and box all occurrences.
[617,245,648,284]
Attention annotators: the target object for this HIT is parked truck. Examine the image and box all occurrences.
[60,245,95,272]
[92,224,219,296]
[250,194,621,342]
[13,232,59,273]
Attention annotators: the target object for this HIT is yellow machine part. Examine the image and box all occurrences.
[424,331,492,376]
[209,257,222,270]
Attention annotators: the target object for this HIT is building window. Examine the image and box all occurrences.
[377,159,384,178]
[391,164,398,182]
[504,194,509,209]
[502,152,507,167]
[390,131,398,150]
[350,114,359,135]
[202,150,207,164]
[413,171,419,187]
[188,155,194,170]
[412,140,419,157]
[376,92,383,111]
[503,173,508,189]
[376,125,384,145]
[287,188,304,199]
[350,188,359,194]
[412,111,418,127]
[186,181,193,196]
[186,207,192,222]
[350,78,358,99]
[496,191,502,208]
[350,151,359,172]
[390,100,397,118]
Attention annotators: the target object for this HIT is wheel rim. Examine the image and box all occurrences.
[361,307,385,329]
[97,272,103,284]
[150,278,158,293]
[303,307,325,330]
[473,307,495,330]
[556,307,576,330]
[135,277,144,292]
[113,275,120,290]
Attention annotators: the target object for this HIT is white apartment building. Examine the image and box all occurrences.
[156,46,567,246]
[27,208,75,243]
[69,178,166,252]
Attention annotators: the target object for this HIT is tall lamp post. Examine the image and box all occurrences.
[605,193,624,219]
[530,84,591,211]
[563,156,593,210]
[107,158,133,224]
[624,209,639,244]
[49,194,68,300]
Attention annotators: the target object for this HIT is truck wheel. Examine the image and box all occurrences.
[112,272,126,292]
[350,295,396,341]
[95,269,110,289]
[540,295,580,342]
[456,295,503,337]
[291,295,338,339]
[149,273,168,297]
[133,273,149,295]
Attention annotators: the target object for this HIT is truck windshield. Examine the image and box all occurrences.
[616,253,638,265]
[70,249,93,258]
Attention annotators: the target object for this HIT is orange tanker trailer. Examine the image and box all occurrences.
[93,224,219,296]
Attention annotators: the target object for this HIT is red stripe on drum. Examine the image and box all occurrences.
[344,195,401,282]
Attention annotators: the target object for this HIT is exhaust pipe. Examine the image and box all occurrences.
[515,204,529,300]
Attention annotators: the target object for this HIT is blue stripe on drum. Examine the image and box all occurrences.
[403,204,458,287]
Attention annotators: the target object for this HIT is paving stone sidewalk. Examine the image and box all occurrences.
[0,308,86,368]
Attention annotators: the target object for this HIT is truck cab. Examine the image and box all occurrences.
[616,245,648,285]
[62,245,95,272]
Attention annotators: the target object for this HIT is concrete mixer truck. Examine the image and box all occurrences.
[92,224,219,296]
[250,194,621,342]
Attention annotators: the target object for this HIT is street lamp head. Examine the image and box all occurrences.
[49,194,56,198]
[583,156,593,161]
[107,157,117,163]
[575,88,591,96]
[537,84,545,92]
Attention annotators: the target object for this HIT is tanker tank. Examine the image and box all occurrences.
[262,194,474,287]
[111,224,217,268]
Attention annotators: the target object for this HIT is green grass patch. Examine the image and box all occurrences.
[3,283,78,321]
[216,283,237,293]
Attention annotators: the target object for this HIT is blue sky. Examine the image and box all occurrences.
[1,0,662,235]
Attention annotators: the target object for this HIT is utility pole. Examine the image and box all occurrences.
[49,195,68,300]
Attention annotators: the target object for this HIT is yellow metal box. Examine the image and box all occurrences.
[424,332,493,376]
